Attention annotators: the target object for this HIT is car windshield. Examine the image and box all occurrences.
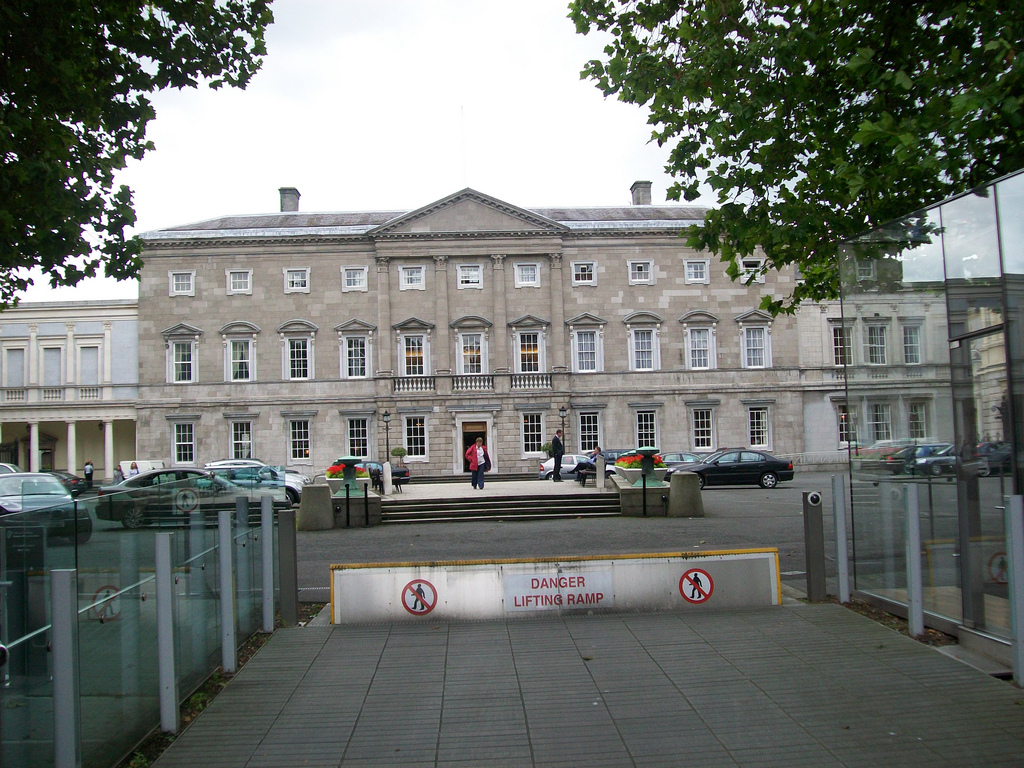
[0,476,68,497]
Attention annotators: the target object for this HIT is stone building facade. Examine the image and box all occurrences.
[0,300,138,480]
[136,184,815,477]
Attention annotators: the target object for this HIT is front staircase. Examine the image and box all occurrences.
[380,492,621,523]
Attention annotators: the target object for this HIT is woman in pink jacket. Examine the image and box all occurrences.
[464,437,491,490]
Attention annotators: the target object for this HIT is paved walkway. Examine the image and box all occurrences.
[154,603,1024,767]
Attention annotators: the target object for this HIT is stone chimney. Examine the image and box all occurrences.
[630,181,652,205]
[279,187,300,212]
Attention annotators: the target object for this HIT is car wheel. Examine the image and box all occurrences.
[122,506,146,529]
[760,472,779,489]
[697,474,706,490]
[929,464,943,477]
[286,487,299,506]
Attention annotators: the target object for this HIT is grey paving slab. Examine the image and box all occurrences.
[154,605,1024,768]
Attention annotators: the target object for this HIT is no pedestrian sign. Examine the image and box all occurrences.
[679,568,714,604]
[402,579,437,615]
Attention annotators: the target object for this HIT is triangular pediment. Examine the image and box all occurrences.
[450,315,493,330]
[679,311,719,325]
[370,189,568,237]
[734,309,773,324]
[392,317,436,332]
[508,314,550,329]
[566,312,607,327]
[334,319,377,334]
[161,322,204,339]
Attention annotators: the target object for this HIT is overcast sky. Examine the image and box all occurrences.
[20,0,692,302]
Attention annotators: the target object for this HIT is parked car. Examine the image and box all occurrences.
[0,473,92,544]
[977,442,1013,475]
[669,449,795,489]
[538,454,592,480]
[96,468,287,529]
[204,459,309,504]
[45,469,88,497]
[661,451,706,471]
[885,443,954,475]
[0,462,24,474]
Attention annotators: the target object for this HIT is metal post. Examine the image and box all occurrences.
[803,491,826,602]
[261,496,275,633]
[155,533,179,733]
[345,484,351,528]
[1006,495,1024,687]
[905,483,924,638]
[642,474,648,517]
[832,474,851,604]
[364,488,370,527]
[278,508,298,627]
[51,569,81,768]
[218,509,236,674]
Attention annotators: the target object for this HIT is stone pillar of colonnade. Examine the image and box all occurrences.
[103,420,114,482]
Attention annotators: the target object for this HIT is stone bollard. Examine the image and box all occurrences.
[297,484,335,530]
[667,472,704,517]
[596,455,607,490]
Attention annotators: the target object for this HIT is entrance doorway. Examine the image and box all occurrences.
[462,422,487,472]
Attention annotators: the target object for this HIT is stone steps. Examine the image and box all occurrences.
[380,493,620,523]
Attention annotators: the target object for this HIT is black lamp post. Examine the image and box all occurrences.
[382,410,391,460]
[559,405,567,450]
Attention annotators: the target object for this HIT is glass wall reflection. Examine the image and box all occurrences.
[842,170,1023,642]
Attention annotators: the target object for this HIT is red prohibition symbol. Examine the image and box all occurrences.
[679,568,714,604]
[402,579,437,615]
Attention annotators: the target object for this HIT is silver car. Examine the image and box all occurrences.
[537,454,590,480]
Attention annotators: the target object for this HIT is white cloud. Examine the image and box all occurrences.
[19,0,698,303]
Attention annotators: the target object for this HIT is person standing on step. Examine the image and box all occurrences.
[83,459,94,490]
[551,429,564,482]
[465,437,491,490]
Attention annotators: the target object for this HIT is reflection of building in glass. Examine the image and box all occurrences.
[840,168,1024,668]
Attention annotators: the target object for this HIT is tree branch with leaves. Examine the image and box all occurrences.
[0,0,274,306]
[570,0,1024,313]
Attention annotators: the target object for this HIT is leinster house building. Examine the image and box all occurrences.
[133,183,854,478]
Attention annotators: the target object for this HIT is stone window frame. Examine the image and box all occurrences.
[283,267,311,294]
[168,270,195,297]
[226,268,253,296]
[342,265,369,293]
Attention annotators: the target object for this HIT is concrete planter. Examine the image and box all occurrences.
[613,466,668,486]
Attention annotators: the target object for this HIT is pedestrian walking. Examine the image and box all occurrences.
[465,437,491,489]
[83,459,94,489]
[551,429,564,481]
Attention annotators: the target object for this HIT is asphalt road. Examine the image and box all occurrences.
[296,471,844,594]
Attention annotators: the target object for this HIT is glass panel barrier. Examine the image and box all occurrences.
[1,474,280,768]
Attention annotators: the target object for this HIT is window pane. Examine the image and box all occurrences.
[693,409,713,449]
[690,329,709,369]
[232,422,252,459]
[462,334,482,374]
[868,403,891,442]
[289,338,308,379]
[744,328,765,367]
[519,333,539,372]
[348,418,368,458]
[405,417,426,457]
[634,330,653,370]
[636,411,656,446]
[579,412,599,452]
[523,413,543,453]
[231,340,250,380]
[574,263,594,283]
[833,326,851,366]
[290,420,310,460]
[867,326,887,365]
[908,403,927,440]
[175,423,194,464]
[748,408,769,447]
[405,337,424,375]
[903,325,921,364]
[347,337,366,377]
[173,342,192,382]
[576,331,596,371]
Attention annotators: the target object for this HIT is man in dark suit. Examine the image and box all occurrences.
[551,429,564,482]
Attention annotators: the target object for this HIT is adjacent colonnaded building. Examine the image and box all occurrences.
[126,181,930,478]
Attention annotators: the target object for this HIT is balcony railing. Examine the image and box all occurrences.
[511,373,551,390]
[78,387,100,400]
[393,376,436,393]
[453,375,494,392]
[4,388,25,402]
[41,387,63,401]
